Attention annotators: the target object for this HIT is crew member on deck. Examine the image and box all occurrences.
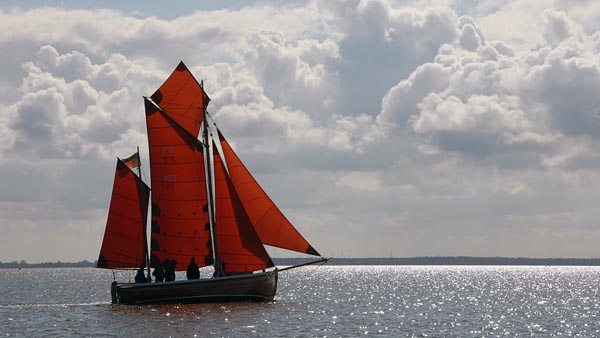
[163,259,175,282]
[187,257,200,280]
[170,260,177,281]
[153,263,165,282]
[134,267,147,283]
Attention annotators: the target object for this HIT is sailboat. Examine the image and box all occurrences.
[96,61,326,304]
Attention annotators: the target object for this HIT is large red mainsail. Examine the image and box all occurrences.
[217,129,320,256]
[97,158,150,269]
[145,98,212,271]
[150,61,210,138]
[213,142,274,273]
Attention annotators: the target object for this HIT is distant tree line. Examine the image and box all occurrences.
[3,257,600,269]
[274,256,600,266]
[0,260,95,269]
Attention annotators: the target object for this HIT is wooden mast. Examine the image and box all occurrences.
[201,81,223,277]
[136,146,151,281]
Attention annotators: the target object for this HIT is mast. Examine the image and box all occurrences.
[201,81,222,277]
[136,146,151,281]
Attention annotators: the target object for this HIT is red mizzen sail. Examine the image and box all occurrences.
[145,98,212,271]
[213,142,274,273]
[150,61,210,137]
[97,158,150,269]
[217,129,320,256]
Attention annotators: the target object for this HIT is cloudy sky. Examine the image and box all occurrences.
[3,0,600,262]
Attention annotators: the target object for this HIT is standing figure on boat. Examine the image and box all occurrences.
[186,257,200,280]
[170,260,177,281]
[163,259,175,281]
[134,267,147,283]
[153,263,165,282]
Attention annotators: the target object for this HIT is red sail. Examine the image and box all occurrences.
[213,143,274,273]
[150,61,210,137]
[218,130,321,256]
[97,159,150,269]
[145,98,212,271]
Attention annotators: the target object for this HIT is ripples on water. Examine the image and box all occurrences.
[2,266,600,336]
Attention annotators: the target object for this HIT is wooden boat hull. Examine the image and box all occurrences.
[111,270,278,304]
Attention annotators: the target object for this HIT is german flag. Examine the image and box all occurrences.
[121,152,140,169]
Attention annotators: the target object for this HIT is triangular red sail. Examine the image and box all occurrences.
[218,129,321,256]
[213,143,274,273]
[150,61,210,137]
[97,159,150,269]
[145,98,212,271]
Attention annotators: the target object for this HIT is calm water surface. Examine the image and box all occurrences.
[2,266,600,337]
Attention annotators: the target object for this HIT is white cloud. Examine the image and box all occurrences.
[3,1,600,261]
[539,9,584,47]
[336,171,383,191]
[378,61,453,128]
[320,2,459,117]
[10,87,69,159]
[413,94,530,134]
[375,9,600,170]
[523,42,600,138]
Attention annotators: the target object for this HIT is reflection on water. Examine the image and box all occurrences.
[2,266,600,336]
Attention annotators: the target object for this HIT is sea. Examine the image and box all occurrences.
[2,265,600,337]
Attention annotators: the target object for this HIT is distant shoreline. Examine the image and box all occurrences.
[3,257,600,269]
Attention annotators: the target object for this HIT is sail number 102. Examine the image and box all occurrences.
[162,174,177,190]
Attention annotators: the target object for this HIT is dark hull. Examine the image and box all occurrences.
[111,270,278,304]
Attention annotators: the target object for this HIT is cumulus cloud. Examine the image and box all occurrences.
[524,43,600,138]
[4,47,147,161]
[539,9,584,47]
[322,2,459,117]
[4,1,600,261]
[241,31,339,117]
[374,7,600,173]
[413,94,528,133]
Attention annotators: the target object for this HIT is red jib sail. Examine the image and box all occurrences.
[150,61,210,138]
[97,158,150,269]
[145,98,212,271]
[218,129,320,256]
[213,142,274,273]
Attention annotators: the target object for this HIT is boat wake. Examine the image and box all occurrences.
[0,301,111,308]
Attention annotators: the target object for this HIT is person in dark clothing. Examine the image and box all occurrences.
[186,257,200,280]
[152,263,165,282]
[163,259,171,281]
[134,267,147,283]
[170,260,177,281]
[163,259,175,282]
